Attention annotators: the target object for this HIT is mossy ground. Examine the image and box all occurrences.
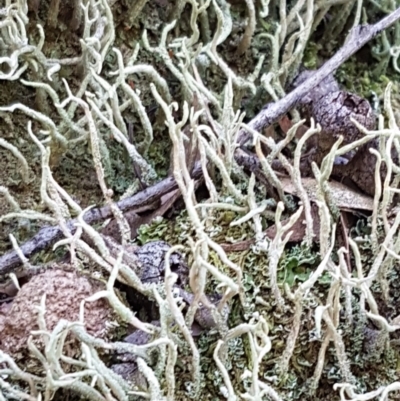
[1,1,400,400]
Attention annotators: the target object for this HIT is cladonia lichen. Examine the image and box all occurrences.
[1,1,400,400]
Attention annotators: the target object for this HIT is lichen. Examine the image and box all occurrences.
[1,0,400,400]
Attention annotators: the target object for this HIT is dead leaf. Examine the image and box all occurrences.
[281,177,374,211]
[279,115,309,139]
[221,204,321,252]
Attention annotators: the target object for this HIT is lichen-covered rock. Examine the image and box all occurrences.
[0,266,115,361]
[103,236,189,285]
[132,240,189,285]
[311,90,376,154]
[291,69,378,189]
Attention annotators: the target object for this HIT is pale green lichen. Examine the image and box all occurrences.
[2,0,400,400]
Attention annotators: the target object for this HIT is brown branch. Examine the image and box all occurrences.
[237,7,400,145]
[0,163,203,276]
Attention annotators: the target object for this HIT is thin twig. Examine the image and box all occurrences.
[237,7,400,145]
[0,163,203,275]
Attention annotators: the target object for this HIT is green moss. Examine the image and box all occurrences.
[303,41,322,70]
[336,59,395,100]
